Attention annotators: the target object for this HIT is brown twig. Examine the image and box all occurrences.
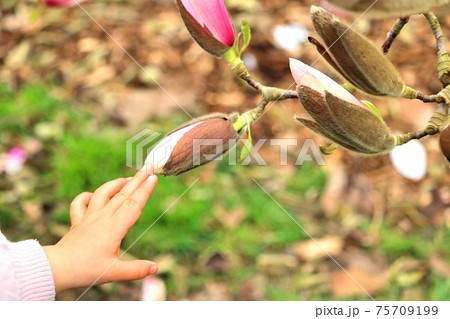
[382,17,410,54]
[416,91,443,103]
[256,99,269,112]
[394,130,429,145]
[395,103,448,145]
[279,90,298,100]
[229,57,299,102]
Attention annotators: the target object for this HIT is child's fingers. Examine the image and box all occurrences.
[88,178,129,211]
[113,176,158,234]
[107,259,158,282]
[106,168,153,212]
[70,192,93,225]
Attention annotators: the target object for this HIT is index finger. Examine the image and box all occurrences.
[106,165,153,211]
[113,175,158,235]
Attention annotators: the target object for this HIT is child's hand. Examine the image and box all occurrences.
[43,168,158,293]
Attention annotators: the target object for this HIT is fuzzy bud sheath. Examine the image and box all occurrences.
[309,6,417,98]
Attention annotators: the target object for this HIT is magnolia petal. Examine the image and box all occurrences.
[145,122,202,171]
[140,277,167,301]
[319,0,349,19]
[4,147,27,175]
[180,0,201,22]
[325,0,448,18]
[308,36,345,77]
[177,0,232,56]
[42,0,85,7]
[325,91,395,153]
[289,58,362,106]
[162,117,239,175]
[390,140,427,180]
[145,114,240,176]
[181,0,235,46]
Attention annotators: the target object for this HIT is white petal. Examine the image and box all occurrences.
[289,58,363,106]
[140,277,166,301]
[390,140,427,181]
[144,121,202,170]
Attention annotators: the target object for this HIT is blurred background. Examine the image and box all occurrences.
[0,0,449,300]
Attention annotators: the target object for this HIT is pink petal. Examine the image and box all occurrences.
[8,147,26,163]
[41,0,84,8]
[4,147,26,175]
[289,58,363,106]
[181,0,202,22]
[319,1,349,19]
[182,0,235,46]
[140,277,167,301]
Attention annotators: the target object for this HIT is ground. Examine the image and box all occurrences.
[0,0,449,300]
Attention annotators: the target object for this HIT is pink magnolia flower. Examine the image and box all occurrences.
[319,0,349,19]
[0,147,27,175]
[41,0,85,8]
[289,58,395,155]
[177,0,235,57]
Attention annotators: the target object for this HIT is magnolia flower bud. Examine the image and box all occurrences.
[309,6,415,98]
[144,113,240,176]
[40,0,85,7]
[176,0,235,57]
[439,120,450,162]
[290,58,395,154]
[324,0,449,18]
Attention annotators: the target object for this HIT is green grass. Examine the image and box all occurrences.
[430,274,450,301]
[1,82,327,299]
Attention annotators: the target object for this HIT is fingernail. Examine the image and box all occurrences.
[147,174,157,182]
[126,177,133,180]
[149,264,158,274]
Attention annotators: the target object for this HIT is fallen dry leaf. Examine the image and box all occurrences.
[192,282,232,301]
[257,253,298,276]
[217,208,245,230]
[330,267,389,298]
[237,276,266,301]
[290,235,344,260]
[320,164,348,216]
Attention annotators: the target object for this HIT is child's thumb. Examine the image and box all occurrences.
[112,260,158,281]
